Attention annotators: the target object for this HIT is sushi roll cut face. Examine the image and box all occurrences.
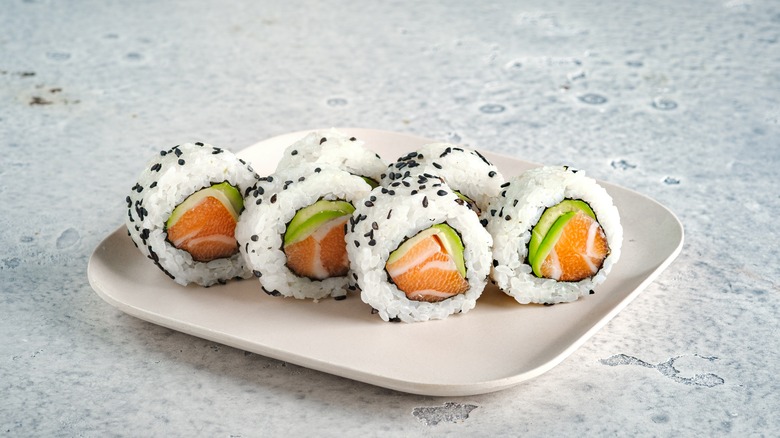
[236,163,373,299]
[125,142,259,286]
[346,173,493,322]
[486,166,622,304]
[527,199,609,282]
[165,182,243,262]
[283,199,355,280]
[385,223,469,302]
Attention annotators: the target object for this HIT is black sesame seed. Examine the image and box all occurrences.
[513,199,518,207]
[493,259,499,267]
[364,200,374,207]
[480,218,488,226]
[195,142,204,146]
[150,181,157,188]
[387,190,395,196]
[291,149,298,156]
[253,270,262,277]
[178,159,185,165]
[386,209,392,219]
[319,137,327,145]
[422,196,428,208]
[500,182,510,188]
[270,194,277,203]
[349,137,357,141]
[174,148,182,157]
[255,198,262,205]
[488,171,496,177]
[150,163,162,172]
[266,176,274,182]
[125,196,131,204]
[368,239,376,246]
[505,215,512,221]
[436,190,447,196]
[298,176,305,182]
[334,294,347,301]
[432,162,442,169]
[314,167,321,173]
[251,235,259,242]
[354,240,360,247]
[160,150,167,156]
[410,189,418,195]
[371,222,378,230]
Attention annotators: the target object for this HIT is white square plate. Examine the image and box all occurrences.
[88,128,684,396]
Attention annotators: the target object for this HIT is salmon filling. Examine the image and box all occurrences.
[539,210,608,281]
[386,225,469,303]
[166,194,240,262]
[284,216,350,280]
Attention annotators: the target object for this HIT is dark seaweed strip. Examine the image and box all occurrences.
[386,209,392,219]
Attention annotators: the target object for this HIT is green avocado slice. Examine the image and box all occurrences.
[527,199,595,265]
[166,182,243,229]
[284,199,355,246]
[386,223,466,278]
[531,211,576,277]
[361,176,380,189]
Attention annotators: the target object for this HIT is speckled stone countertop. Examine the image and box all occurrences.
[2,0,779,435]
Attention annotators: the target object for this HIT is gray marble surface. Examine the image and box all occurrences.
[2,0,779,435]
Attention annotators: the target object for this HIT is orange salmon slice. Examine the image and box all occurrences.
[386,234,469,302]
[284,216,350,280]
[166,196,239,262]
[540,210,608,281]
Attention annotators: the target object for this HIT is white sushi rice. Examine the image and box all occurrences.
[346,174,493,323]
[485,166,623,304]
[125,142,259,286]
[380,143,505,212]
[236,163,373,300]
[275,128,387,182]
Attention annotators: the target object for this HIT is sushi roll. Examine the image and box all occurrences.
[236,163,373,300]
[125,142,259,286]
[381,143,505,214]
[485,166,623,304]
[346,173,493,322]
[276,128,387,186]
